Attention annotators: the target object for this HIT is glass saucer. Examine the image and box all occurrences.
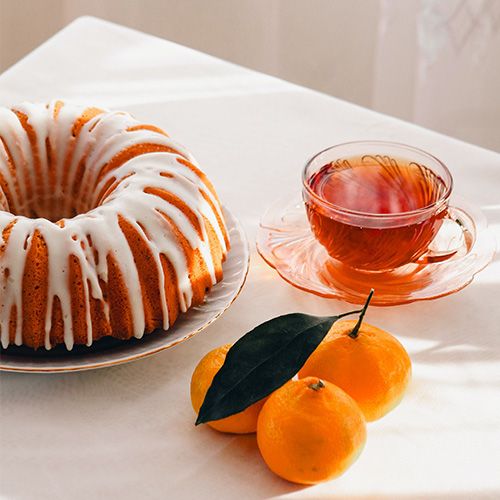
[257,194,496,306]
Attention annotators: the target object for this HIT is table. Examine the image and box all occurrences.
[0,16,499,500]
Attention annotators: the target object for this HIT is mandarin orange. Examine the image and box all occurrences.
[299,319,411,421]
[191,344,266,434]
[257,377,366,484]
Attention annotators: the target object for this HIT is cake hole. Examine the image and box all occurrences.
[8,189,99,223]
[5,154,100,222]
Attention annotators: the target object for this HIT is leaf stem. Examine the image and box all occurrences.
[336,308,364,320]
[348,288,374,339]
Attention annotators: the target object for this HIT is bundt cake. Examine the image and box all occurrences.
[0,100,229,350]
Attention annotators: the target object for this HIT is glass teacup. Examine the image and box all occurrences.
[302,141,462,272]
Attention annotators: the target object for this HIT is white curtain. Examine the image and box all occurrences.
[374,0,500,151]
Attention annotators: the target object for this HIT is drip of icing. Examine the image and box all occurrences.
[0,101,228,350]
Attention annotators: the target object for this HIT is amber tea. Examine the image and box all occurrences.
[304,154,449,270]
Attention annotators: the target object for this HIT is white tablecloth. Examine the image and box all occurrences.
[0,17,499,500]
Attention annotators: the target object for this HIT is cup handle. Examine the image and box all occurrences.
[415,206,472,265]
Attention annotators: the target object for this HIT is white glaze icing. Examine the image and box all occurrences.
[0,101,228,350]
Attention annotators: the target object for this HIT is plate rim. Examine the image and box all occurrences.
[0,206,249,373]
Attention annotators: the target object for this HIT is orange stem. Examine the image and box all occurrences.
[348,289,374,339]
[308,379,325,391]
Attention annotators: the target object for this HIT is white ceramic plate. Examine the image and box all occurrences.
[0,208,249,373]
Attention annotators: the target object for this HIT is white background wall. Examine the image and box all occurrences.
[0,0,499,151]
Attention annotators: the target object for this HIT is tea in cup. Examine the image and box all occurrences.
[302,141,458,271]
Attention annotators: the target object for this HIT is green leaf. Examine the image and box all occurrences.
[195,308,361,425]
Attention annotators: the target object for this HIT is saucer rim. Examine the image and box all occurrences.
[257,194,497,306]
